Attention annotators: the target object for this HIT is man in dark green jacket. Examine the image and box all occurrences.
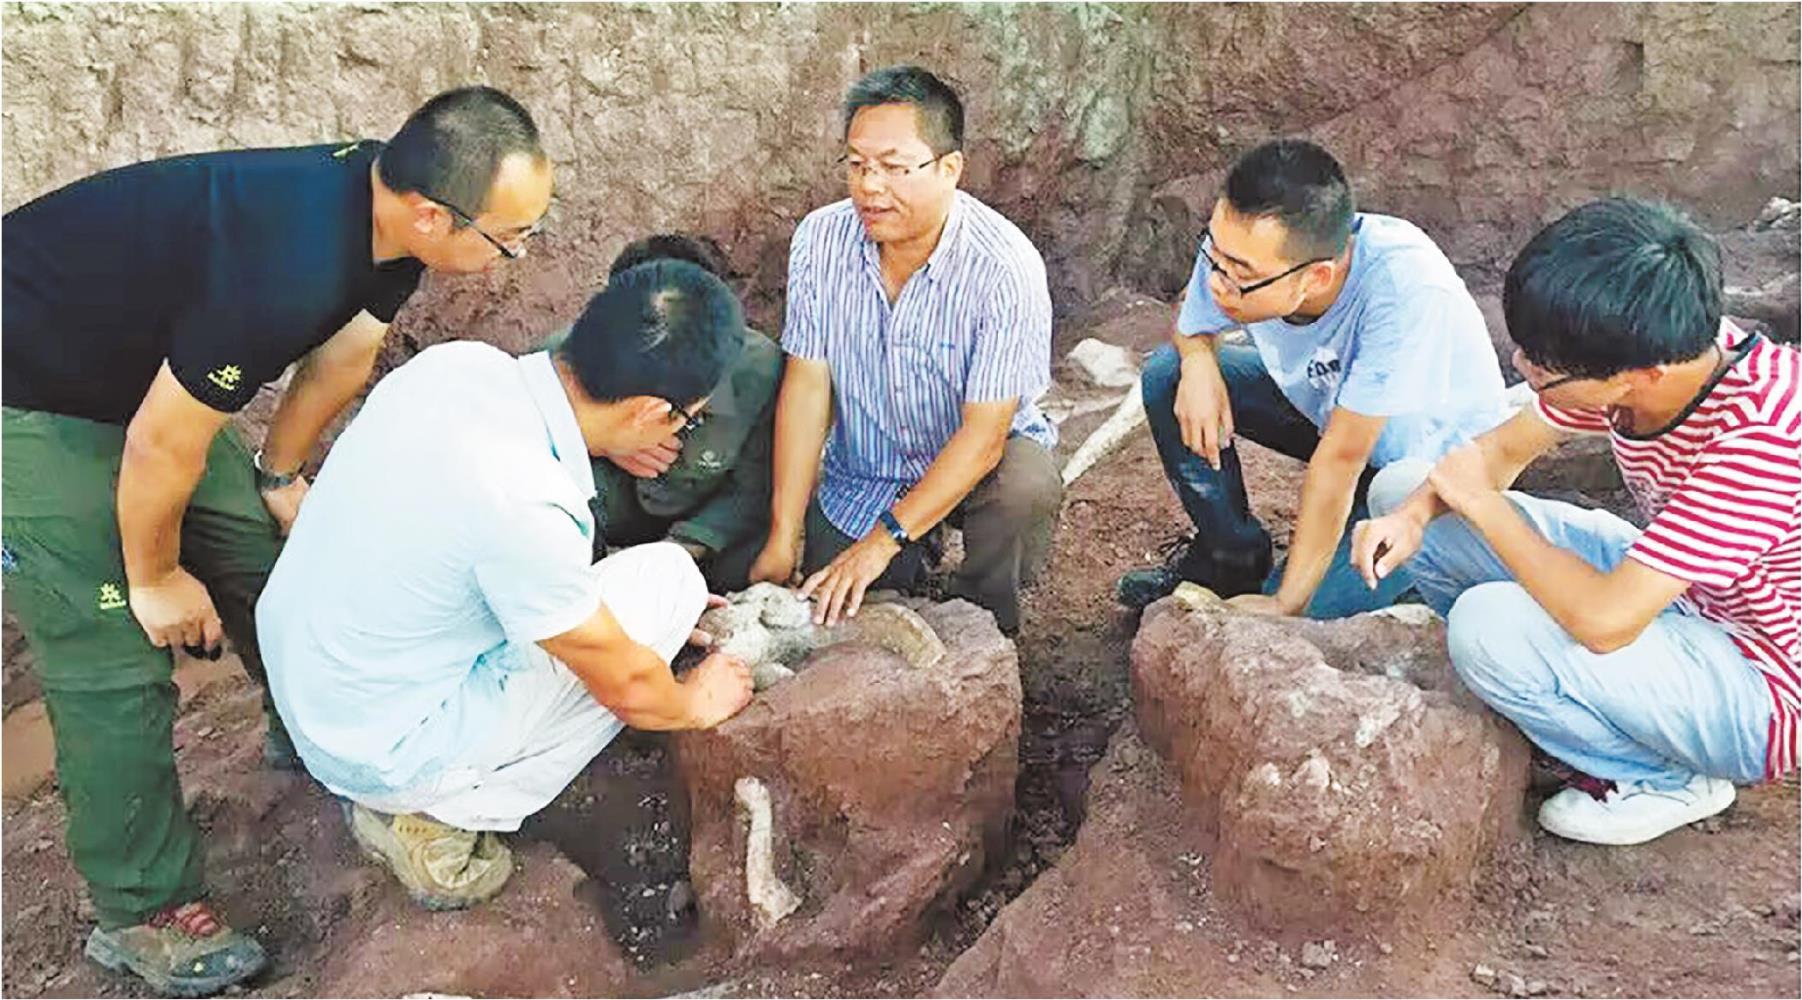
[546,235,780,590]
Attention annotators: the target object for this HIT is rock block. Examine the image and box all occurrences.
[674,597,1021,962]
[1131,586,1529,934]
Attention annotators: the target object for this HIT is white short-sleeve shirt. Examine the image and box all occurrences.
[257,344,602,798]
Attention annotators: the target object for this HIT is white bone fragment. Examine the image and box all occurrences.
[735,777,800,929]
[1061,381,1146,486]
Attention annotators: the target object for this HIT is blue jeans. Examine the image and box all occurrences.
[1142,341,1412,618]
[1371,461,1772,787]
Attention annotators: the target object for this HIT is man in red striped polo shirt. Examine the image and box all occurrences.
[1352,197,1799,846]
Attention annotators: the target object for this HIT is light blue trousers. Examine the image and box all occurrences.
[1371,461,1771,788]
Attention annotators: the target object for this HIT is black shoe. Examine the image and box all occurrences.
[1115,535,1204,610]
[1115,535,1273,611]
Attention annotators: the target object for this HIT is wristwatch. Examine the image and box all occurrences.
[252,449,298,492]
[878,509,912,546]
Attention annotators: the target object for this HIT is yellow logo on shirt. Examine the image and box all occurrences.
[207,365,243,391]
[332,141,363,159]
[97,582,127,611]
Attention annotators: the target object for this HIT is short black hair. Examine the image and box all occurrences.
[608,233,730,281]
[556,259,744,407]
[842,65,963,156]
[1222,139,1355,261]
[1504,197,1722,379]
[377,86,543,218]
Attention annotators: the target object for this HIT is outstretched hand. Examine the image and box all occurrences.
[798,533,900,627]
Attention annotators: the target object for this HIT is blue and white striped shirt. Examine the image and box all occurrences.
[783,191,1056,537]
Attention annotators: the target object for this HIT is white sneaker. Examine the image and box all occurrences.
[1538,773,1736,846]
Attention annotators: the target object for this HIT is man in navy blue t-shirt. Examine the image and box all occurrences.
[1,85,551,995]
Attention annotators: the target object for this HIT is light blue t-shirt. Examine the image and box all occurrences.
[257,344,603,799]
[1177,213,1508,467]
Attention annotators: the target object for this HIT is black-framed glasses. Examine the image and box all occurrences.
[838,152,947,183]
[1198,231,1331,297]
[1533,373,1586,392]
[666,401,706,439]
[650,403,708,484]
[1512,348,1586,393]
[427,196,527,260]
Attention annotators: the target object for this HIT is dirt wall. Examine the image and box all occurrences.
[5,2,1796,345]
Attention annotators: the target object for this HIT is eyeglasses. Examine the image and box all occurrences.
[1532,373,1586,392]
[838,152,947,184]
[1512,349,1586,393]
[426,196,536,260]
[667,401,706,439]
[1198,231,1331,298]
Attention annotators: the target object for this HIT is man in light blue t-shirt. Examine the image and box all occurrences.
[1118,139,1508,617]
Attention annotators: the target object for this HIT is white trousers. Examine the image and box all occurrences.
[350,542,706,831]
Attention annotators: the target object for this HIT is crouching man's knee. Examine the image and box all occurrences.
[595,541,710,660]
[1446,580,1555,702]
[1367,458,1432,518]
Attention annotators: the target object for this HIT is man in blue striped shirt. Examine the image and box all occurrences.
[748,66,1061,634]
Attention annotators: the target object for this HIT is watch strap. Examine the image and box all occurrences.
[878,509,911,545]
[252,449,298,491]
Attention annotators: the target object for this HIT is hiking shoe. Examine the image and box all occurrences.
[1538,772,1736,846]
[85,900,267,997]
[1115,534,1273,610]
[343,801,512,910]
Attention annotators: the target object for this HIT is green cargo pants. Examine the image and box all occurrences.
[1,407,283,928]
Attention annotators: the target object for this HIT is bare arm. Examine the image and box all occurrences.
[1269,407,1385,614]
[539,604,751,731]
[1170,326,1237,469]
[748,356,833,583]
[118,363,232,649]
[800,399,1015,625]
[1453,489,1688,653]
[1395,406,1565,525]
[258,310,389,475]
[889,399,1014,539]
[1352,405,1570,587]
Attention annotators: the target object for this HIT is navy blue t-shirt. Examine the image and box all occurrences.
[2,140,425,424]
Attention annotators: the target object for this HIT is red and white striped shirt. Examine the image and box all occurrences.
[1536,323,1801,779]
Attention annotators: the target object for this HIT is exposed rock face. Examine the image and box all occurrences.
[3,4,1792,346]
[1131,586,1530,935]
[672,597,1021,963]
[1721,199,1802,345]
